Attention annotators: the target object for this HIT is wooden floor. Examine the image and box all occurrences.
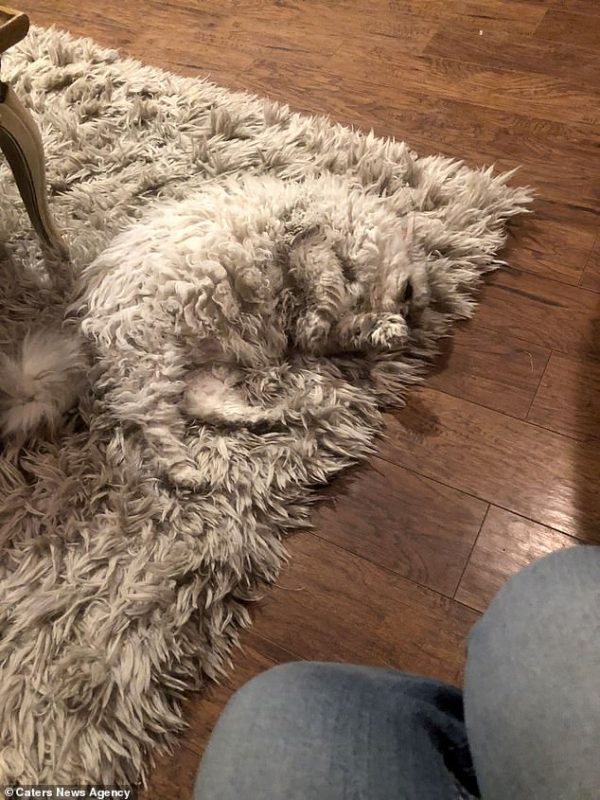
[11,0,600,794]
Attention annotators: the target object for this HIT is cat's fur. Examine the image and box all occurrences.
[0,330,87,440]
[74,174,430,485]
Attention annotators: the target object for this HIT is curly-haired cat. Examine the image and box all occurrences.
[75,174,429,484]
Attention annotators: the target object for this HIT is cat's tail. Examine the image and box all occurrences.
[0,330,87,440]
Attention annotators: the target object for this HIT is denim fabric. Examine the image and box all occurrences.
[194,546,599,800]
[194,663,476,799]
[465,545,600,800]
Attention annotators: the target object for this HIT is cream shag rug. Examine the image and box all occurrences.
[0,26,531,784]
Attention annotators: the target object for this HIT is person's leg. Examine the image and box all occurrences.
[464,545,600,800]
[194,662,478,800]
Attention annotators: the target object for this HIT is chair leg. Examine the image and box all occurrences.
[0,81,66,254]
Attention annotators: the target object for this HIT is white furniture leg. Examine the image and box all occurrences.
[0,81,65,253]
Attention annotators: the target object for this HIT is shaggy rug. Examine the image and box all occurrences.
[0,26,531,784]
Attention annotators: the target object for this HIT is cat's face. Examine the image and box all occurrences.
[345,217,428,311]
[294,218,430,355]
[336,230,429,351]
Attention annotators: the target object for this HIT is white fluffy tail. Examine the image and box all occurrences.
[0,330,87,439]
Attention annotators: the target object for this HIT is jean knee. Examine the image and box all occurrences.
[469,545,600,662]
[221,661,338,720]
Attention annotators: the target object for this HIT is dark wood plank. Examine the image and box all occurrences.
[204,0,546,37]
[428,324,550,418]
[456,505,577,612]
[134,2,344,78]
[501,200,598,286]
[10,0,259,86]
[535,8,600,49]
[186,0,437,50]
[551,0,600,14]
[138,743,199,800]
[11,0,143,50]
[132,7,263,80]
[425,26,600,88]
[528,352,600,441]
[385,0,547,36]
[473,269,600,357]
[581,236,600,293]
[24,1,596,212]
[241,629,304,664]
[379,387,600,540]
[251,533,479,686]
[326,46,600,127]
[312,456,488,596]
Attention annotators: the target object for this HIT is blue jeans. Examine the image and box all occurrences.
[194,547,600,799]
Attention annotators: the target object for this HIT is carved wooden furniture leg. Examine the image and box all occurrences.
[0,80,66,253]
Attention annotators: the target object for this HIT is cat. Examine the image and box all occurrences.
[73,173,430,484]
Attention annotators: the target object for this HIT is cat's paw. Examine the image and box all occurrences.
[368,315,409,349]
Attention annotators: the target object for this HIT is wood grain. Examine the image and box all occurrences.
[581,236,600,293]
[379,387,600,540]
[10,0,142,51]
[251,533,479,686]
[133,9,260,81]
[473,269,600,357]
[384,0,547,36]
[528,352,600,441]
[327,47,600,127]
[138,743,199,800]
[201,0,546,37]
[312,456,488,596]
[535,8,600,49]
[176,0,435,48]
[428,324,550,418]
[551,0,600,14]
[501,206,598,286]
[425,26,600,88]
[455,505,577,611]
